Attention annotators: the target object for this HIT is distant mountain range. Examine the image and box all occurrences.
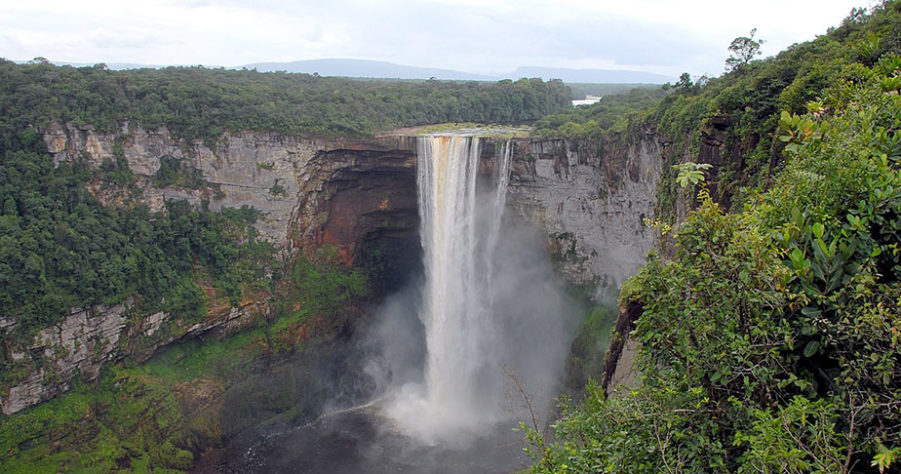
[242,58,674,84]
[243,58,495,81]
[39,57,673,84]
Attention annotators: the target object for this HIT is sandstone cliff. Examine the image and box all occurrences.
[507,131,661,298]
[1,123,664,415]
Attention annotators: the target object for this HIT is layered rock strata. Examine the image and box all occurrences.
[2,123,664,415]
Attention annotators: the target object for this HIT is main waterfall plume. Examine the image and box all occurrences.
[418,135,508,426]
[378,132,575,445]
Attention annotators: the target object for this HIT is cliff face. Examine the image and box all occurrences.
[42,121,331,243]
[1,124,663,415]
[507,131,662,298]
[1,301,129,415]
[0,293,268,415]
[597,119,764,396]
[1,124,418,415]
[291,145,421,294]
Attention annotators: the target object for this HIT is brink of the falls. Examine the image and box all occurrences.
[384,134,574,444]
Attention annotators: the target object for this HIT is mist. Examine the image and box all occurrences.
[218,137,584,473]
[366,136,582,448]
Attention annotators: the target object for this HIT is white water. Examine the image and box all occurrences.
[225,135,576,472]
[385,135,511,439]
[382,134,574,445]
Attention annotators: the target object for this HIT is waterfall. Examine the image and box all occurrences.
[484,139,513,286]
[382,132,573,446]
[385,134,513,439]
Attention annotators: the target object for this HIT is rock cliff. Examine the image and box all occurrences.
[2,124,418,415]
[1,123,663,415]
[291,144,421,294]
[42,121,333,243]
[1,301,129,415]
[507,131,661,298]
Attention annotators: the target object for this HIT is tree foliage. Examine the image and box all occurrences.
[0,59,573,387]
[0,247,370,472]
[0,146,272,339]
[528,45,901,473]
[644,0,901,221]
[726,28,765,72]
[0,61,571,148]
[532,87,666,138]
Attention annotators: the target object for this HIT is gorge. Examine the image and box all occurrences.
[5,5,901,470]
[211,132,584,472]
[1,117,661,471]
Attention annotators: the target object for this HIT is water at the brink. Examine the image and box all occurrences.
[386,135,523,441]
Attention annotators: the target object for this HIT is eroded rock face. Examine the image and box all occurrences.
[507,132,662,298]
[0,124,421,415]
[0,296,269,415]
[601,301,645,396]
[2,123,332,415]
[5,123,662,416]
[43,123,662,296]
[2,301,130,415]
[44,121,332,243]
[293,147,421,294]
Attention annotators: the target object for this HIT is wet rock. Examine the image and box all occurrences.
[506,135,662,298]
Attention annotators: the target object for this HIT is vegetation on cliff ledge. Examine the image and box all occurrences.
[0,143,271,340]
[0,247,369,472]
[0,108,370,471]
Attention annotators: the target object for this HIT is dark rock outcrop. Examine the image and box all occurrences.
[292,147,421,295]
[601,301,644,396]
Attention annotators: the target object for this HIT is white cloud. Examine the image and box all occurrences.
[0,0,867,76]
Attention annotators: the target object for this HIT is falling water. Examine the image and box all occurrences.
[484,139,513,286]
[210,132,578,473]
[386,134,514,439]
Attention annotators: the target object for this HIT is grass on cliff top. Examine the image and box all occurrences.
[415,122,533,138]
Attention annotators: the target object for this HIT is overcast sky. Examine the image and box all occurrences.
[0,0,871,78]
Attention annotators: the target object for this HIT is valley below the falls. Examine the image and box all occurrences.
[200,408,529,474]
[201,131,594,472]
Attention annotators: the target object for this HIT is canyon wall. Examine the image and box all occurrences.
[2,123,418,415]
[1,123,663,415]
[507,130,662,298]
[43,121,342,244]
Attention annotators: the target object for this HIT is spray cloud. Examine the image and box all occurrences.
[369,134,579,445]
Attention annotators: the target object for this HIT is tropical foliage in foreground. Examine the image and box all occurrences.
[528,48,901,474]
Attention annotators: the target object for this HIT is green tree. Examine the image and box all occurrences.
[726,28,764,71]
[529,51,901,474]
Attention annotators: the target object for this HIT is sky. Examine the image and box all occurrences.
[0,0,873,79]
